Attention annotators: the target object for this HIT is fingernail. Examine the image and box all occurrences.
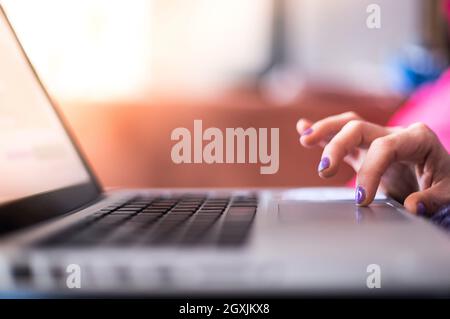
[317,157,330,172]
[355,186,366,205]
[417,202,427,216]
[302,128,313,136]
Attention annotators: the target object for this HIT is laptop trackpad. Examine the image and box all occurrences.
[278,200,407,224]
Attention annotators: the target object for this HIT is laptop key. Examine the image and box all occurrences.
[129,214,163,223]
[141,209,168,214]
[95,215,131,224]
[226,207,256,216]
[110,211,140,216]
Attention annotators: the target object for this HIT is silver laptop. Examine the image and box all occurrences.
[1,6,450,297]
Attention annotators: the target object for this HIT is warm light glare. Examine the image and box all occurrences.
[2,0,152,101]
[0,0,423,101]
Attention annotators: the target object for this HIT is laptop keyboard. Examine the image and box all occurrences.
[39,194,258,247]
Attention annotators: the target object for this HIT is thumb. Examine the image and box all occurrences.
[404,184,450,216]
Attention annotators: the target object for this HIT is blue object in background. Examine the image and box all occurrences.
[387,45,447,94]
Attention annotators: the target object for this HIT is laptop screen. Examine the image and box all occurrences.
[0,12,91,205]
[0,7,100,235]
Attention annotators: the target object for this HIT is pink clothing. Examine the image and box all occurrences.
[389,0,450,151]
[445,0,450,24]
[388,68,450,152]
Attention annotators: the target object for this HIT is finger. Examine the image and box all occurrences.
[318,120,389,178]
[296,118,313,136]
[300,111,361,148]
[355,123,441,206]
[297,118,320,149]
[404,181,450,216]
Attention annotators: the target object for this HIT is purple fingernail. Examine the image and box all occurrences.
[355,186,366,205]
[317,157,330,172]
[417,202,427,216]
[302,128,313,136]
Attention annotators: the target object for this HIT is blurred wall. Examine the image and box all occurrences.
[287,0,423,92]
[60,88,400,189]
[2,0,425,102]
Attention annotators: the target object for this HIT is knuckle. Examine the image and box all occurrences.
[344,119,364,132]
[371,136,394,151]
[343,111,360,120]
[409,122,432,135]
[408,122,438,144]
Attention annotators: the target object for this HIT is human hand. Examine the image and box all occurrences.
[296,112,450,216]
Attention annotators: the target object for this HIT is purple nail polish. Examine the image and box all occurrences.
[302,128,313,136]
[355,186,366,205]
[417,202,427,216]
[318,157,330,172]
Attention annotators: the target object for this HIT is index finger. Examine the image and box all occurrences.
[299,112,362,147]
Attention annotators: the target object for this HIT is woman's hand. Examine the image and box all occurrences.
[296,112,450,216]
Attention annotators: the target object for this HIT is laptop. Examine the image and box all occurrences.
[1,6,450,296]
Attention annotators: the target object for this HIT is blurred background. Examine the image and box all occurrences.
[1,0,449,188]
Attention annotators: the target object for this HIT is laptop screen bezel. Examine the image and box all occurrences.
[0,6,102,236]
